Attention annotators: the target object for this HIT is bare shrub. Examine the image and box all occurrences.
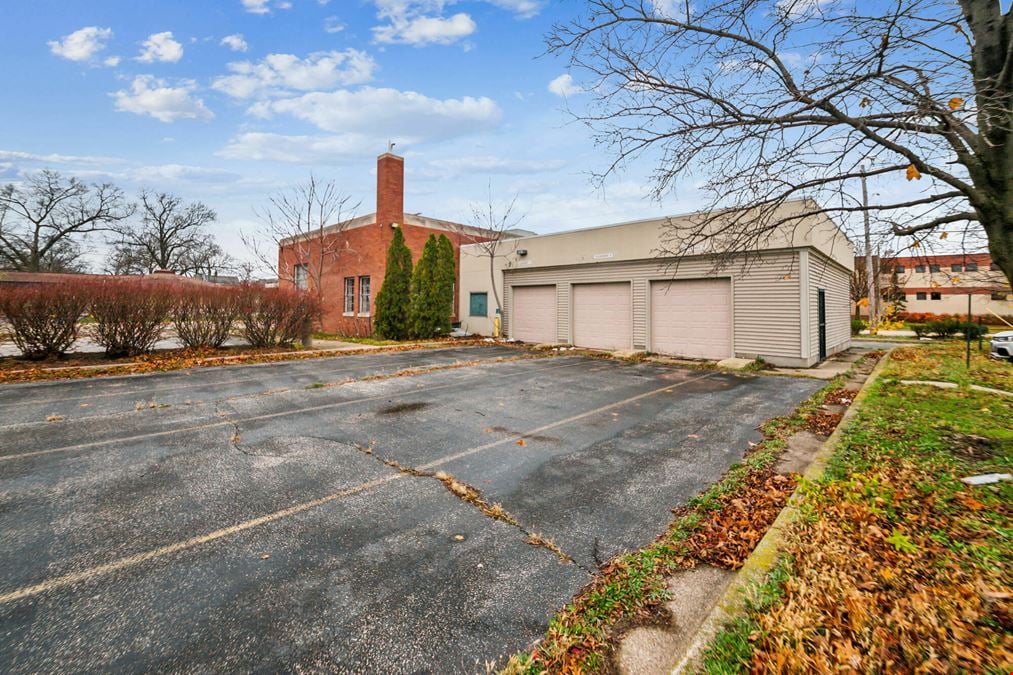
[172,285,241,349]
[0,282,89,359]
[238,285,320,348]
[89,280,174,357]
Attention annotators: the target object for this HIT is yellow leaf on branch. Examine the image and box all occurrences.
[906,164,922,180]
[940,231,949,240]
[948,97,964,110]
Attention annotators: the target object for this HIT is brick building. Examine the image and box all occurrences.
[278,152,501,335]
[861,253,1013,318]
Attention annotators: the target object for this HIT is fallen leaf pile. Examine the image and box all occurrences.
[679,470,798,569]
[0,339,495,384]
[806,410,843,436]
[822,387,854,406]
[750,462,1013,672]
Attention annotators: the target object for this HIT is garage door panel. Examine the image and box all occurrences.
[651,279,731,359]
[572,283,631,351]
[512,285,557,343]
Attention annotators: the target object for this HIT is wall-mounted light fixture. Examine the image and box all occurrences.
[517,249,528,257]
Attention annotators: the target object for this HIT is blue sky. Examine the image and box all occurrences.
[0,0,702,270]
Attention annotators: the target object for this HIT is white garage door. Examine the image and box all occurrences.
[511,285,557,343]
[572,282,632,351]
[650,279,732,359]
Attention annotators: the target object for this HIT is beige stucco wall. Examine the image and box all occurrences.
[899,294,1013,317]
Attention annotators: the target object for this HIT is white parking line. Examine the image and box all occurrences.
[0,370,712,604]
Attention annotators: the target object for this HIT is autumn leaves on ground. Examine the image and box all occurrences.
[702,342,1012,673]
[505,342,1011,674]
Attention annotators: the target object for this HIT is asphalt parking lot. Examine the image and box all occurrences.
[0,345,821,673]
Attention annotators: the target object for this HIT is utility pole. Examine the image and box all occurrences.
[861,170,877,329]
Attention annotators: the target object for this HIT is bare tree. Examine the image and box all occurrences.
[242,174,359,304]
[0,170,132,272]
[549,0,1012,285]
[466,184,526,316]
[106,191,225,276]
[849,250,882,319]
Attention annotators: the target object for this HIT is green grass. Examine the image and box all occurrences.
[698,343,1012,672]
[501,361,866,674]
[311,332,401,345]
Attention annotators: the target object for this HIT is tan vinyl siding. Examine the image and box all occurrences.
[731,253,801,360]
[808,250,851,359]
[503,251,802,361]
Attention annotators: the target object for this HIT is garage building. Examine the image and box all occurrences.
[458,201,853,368]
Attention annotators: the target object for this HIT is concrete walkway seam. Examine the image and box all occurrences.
[671,349,894,673]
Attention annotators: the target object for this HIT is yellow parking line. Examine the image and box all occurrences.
[0,358,583,463]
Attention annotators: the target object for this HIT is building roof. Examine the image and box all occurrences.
[881,252,994,267]
[279,211,508,247]
[463,199,855,271]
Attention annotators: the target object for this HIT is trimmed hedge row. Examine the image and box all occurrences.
[0,281,319,360]
[900,311,1013,326]
[909,319,989,340]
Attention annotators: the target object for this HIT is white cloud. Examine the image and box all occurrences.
[48,26,113,63]
[0,149,124,165]
[483,0,541,18]
[112,75,214,123]
[324,16,346,33]
[429,156,565,175]
[250,87,501,141]
[548,73,582,97]
[137,32,184,63]
[220,34,249,52]
[241,0,291,14]
[217,132,377,163]
[242,0,270,13]
[134,164,239,183]
[776,0,834,18]
[374,12,476,46]
[103,55,121,67]
[212,49,376,99]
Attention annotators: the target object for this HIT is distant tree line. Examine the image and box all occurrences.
[0,170,234,277]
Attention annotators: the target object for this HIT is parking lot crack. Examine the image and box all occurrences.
[354,443,587,570]
[215,403,255,456]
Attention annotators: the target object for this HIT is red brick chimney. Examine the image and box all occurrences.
[376,152,404,228]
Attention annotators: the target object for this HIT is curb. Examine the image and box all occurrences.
[0,339,502,379]
[672,349,894,673]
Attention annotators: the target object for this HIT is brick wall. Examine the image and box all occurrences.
[277,152,494,335]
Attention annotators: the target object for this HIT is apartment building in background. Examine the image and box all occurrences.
[873,253,1013,318]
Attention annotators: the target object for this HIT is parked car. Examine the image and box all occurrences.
[989,330,1013,361]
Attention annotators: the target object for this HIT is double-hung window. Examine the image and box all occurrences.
[294,264,309,290]
[343,277,355,314]
[358,276,371,315]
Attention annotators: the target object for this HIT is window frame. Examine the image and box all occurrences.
[294,263,309,290]
[895,265,905,273]
[930,292,942,300]
[930,264,941,273]
[358,275,371,316]
[469,292,488,317]
[951,264,963,272]
[915,264,925,273]
[992,291,1009,301]
[343,277,355,314]
[965,262,978,272]
[915,292,927,301]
